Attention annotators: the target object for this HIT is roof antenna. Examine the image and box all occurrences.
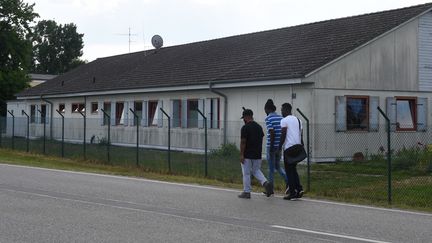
[115,27,138,53]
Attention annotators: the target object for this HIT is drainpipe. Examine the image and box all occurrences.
[41,95,54,140]
[209,82,227,144]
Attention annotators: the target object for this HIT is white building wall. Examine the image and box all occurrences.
[419,11,432,91]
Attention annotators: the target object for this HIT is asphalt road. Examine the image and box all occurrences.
[0,164,431,243]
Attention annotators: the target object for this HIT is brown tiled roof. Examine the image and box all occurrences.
[18,2,432,97]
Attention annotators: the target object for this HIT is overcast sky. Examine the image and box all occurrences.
[27,0,431,61]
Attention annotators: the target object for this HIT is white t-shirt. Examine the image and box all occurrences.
[280,115,302,150]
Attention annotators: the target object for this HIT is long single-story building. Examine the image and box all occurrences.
[7,3,432,160]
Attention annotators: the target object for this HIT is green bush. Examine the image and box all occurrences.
[210,143,239,158]
[392,146,432,174]
[393,147,420,170]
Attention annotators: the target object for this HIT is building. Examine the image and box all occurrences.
[7,3,432,160]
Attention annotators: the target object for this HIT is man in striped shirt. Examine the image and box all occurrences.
[264,99,288,195]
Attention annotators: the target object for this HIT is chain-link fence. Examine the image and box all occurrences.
[0,114,431,210]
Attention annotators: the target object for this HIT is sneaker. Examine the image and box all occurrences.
[262,191,274,196]
[263,181,272,197]
[296,190,304,199]
[238,192,251,199]
[283,193,298,200]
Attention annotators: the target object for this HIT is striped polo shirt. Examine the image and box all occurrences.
[265,112,283,148]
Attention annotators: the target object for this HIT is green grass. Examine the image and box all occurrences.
[0,137,431,212]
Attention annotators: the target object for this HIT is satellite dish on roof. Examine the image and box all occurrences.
[151,35,163,49]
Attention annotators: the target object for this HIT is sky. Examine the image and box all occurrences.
[26,0,432,62]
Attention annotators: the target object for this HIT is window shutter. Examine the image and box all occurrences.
[98,101,104,126]
[141,101,148,127]
[123,102,129,126]
[369,96,379,132]
[417,97,427,132]
[198,99,205,129]
[110,102,116,126]
[129,101,135,126]
[205,98,211,128]
[172,100,182,128]
[212,98,219,129]
[45,104,50,125]
[36,105,40,124]
[386,97,396,132]
[335,96,346,132]
[157,100,163,128]
[181,99,188,128]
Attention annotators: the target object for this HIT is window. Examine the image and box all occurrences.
[91,103,98,114]
[172,100,181,128]
[40,104,47,124]
[396,97,416,131]
[209,98,220,129]
[30,105,36,123]
[58,104,65,113]
[336,96,378,132]
[148,101,158,126]
[72,103,85,113]
[115,102,125,125]
[187,99,199,128]
[103,102,111,125]
[133,101,142,125]
[346,96,369,131]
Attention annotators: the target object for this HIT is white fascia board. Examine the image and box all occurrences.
[305,7,432,78]
[17,78,302,100]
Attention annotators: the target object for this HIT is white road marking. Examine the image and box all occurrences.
[271,225,390,243]
[1,163,431,217]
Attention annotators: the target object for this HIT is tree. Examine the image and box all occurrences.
[30,20,85,74]
[0,0,38,115]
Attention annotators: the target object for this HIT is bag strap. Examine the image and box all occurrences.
[297,117,304,145]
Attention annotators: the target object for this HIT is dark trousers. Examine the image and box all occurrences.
[284,163,303,195]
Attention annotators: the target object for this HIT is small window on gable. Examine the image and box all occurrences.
[59,104,65,113]
[396,97,417,131]
[91,103,98,114]
[346,96,369,131]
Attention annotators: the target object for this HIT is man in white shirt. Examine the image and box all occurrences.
[279,103,304,200]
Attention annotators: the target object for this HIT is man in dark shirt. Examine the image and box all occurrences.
[239,109,272,199]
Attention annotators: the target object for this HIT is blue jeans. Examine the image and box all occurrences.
[266,148,288,186]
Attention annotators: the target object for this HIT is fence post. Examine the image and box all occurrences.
[37,109,46,154]
[377,106,392,205]
[101,109,111,163]
[197,109,208,177]
[21,110,29,152]
[56,110,65,158]
[129,108,140,167]
[78,110,86,160]
[6,110,15,150]
[159,108,171,173]
[296,108,311,192]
